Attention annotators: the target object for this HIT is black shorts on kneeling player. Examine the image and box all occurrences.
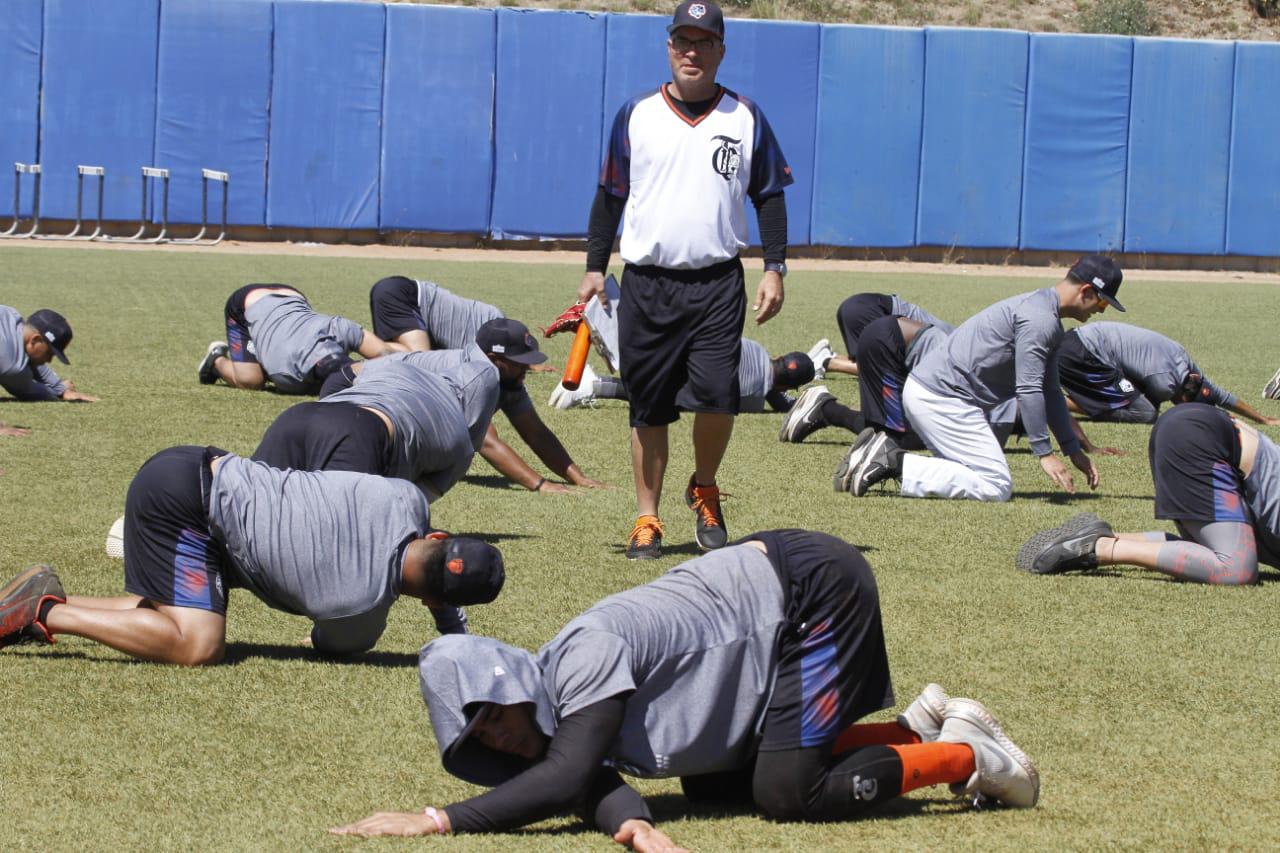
[1149,404,1249,526]
[252,401,391,475]
[369,275,425,342]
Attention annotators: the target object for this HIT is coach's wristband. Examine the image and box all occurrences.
[531,477,547,492]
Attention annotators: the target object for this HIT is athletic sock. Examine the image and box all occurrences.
[37,597,60,625]
[888,742,975,794]
[821,400,866,434]
[592,376,626,400]
[832,722,920,754]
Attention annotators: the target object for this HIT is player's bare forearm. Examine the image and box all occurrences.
[357,330,396,360]
[479,425,569,493]
[1228,399,1280,426]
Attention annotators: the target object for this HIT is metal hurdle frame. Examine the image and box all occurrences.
[36,164,105,240]
[100,166,170,242]
[0,163,42,239]
[170,168,229,245]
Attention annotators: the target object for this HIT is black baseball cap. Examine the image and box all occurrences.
[774,352,816,389]
[668,0,724,38]
[475,318,548,366]
[1067,255,1125,312]
[26,309,73,364]
[426,536,506,607]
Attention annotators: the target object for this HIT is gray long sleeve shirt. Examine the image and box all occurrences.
[244,292,365,389]
[1244,430,1280,568]
[911,288,1080,457]
[324,357,476,500]
[417,280,505,350]
[1073,322,1236,409]
[891,295,954,335]
[0,306,65,400]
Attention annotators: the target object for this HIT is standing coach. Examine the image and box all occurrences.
[577,0,793,560]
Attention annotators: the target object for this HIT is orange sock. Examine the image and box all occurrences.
[832,722,920,754]
[889,743,975,793]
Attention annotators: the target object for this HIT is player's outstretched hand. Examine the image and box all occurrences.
[1038,453,1075,494]
[614,819,689,853]
[578,271,607,309]
[1261,415,1280,427]
[1069,449,1100,490]
[570,474,612,490]
[61,389,99,403]
[0,423,32,437]
[752,271,784,325]
[1081,440,1125,457]
[329,810,443,837]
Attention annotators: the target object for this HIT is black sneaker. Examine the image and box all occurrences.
[834,429,902,496]
[778,385,835,443]
[198,341,229,385]
[1015,513,1114,574]
[685,475,728,551]
[626,516,664,560]
[0,564,65,648]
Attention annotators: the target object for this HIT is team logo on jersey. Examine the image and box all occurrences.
[1118,378,1135,394]
[689,3,707,18]
[711,135,742,182]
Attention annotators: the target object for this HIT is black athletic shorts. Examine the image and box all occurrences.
[1150,405,1250,526]
[1056,329,1154,421]
[251,401,391,475]
[224,284,303,365]
[618,257,745,427]
[369,275,424,342]
[123,445,231,614]
[855,316,910,435]
[741,529,894,752]
[836,293,893,357]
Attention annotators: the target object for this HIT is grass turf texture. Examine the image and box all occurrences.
[2,245,1279,850]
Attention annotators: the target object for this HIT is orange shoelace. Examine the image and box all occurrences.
[629,515,665,546]
[688,484,724,529]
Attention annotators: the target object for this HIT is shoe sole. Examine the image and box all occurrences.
[851,430,892,497]
[1264,366,1280,399]
[833,427,877,492]
[548,384,568,409]
[626,547,662,560]
[0,564,56,644]
[1015,513,1111,574]
[779,386,828,442]
[898,682,949,741]
[198,342,226,384]
[942,699,1040,808]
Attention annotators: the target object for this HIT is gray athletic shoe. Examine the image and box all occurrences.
[833,429,901,496]
[938,698,1040,808]
[897,683,949,742]
[1015,513,1114,574]
[198,341,228,385]
[0,564,65,648]
[778,385,835,443]
[1264,365,1280,400]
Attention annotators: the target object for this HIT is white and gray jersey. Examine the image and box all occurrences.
[0,306,65,400]
[245,292,365,388]
[892,295,954,335]
[1074,322,1236,408]
[1244,431,1280,567]
[911,287,1078,456]
[324,360,475,500]
[537,544,787,778]
[417,280,504,350]
[207,454,429,622]
[738,339,774,413]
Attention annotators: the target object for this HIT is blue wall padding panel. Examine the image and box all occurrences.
[0,0,42,218]
[1225,42,1280,257]
[1020,34,1131,252]
[718,20,819,248]
[601,14,671,152]
[39,0,159,222]
[917,27,1028,249]
[490,9,606,238]
[381,5,494,233]
[267,1,385,230]
[154,0,272,226]
[812,25,925,248]
[1125,39,1234,254]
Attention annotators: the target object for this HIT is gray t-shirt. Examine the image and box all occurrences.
[891,295,954,335]
[536,544,787,779]
[401,343,533,421]
[325,357,475,499]
[0,306,65,401]
[245,292,365,390]
[738,339,774,414]
[1074,322,1236,409]
[207,455,430,650]
[911,287,1078,457]
[418,280,505,351]
[1244,430,1280,568]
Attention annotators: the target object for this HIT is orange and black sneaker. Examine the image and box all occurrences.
[685,475,728,551]
[626,515,664,560]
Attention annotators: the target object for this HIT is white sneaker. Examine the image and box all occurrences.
[897,683,949,742]
[938,698,1040,808]
[778,385,834,443]
[1264,365,1280,400]
[806,338,835,380]
[548,363,599,410]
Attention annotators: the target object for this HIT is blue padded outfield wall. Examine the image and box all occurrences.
[10,0,1280,258]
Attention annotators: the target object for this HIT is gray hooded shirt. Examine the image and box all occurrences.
[1073,321,1236,408]
[416,280,505,350]
[1245,429,1280,567]
[891,295,954,335]
[738,339,774,413]
[0,306,66,400]
[244,292,365,390]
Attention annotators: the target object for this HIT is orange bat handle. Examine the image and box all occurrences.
[561,322,592,391]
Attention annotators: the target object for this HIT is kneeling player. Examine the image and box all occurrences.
[369,275,504,353]
[0,447,504,662]
[1017,405,1278,585]
[198,284,399,394]
[332,530,1038,844]
[812,292,953,378]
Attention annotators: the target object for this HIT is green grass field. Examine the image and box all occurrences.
[2,245,1278,850]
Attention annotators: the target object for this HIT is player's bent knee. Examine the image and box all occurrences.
[173,636,226,667]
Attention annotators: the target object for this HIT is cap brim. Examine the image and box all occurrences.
[505,350,549,366]
[447,703,492,760]
[1094,288,1125,312]
[50,346,69,365]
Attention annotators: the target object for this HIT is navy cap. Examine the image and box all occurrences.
[668,0,724,38]
[1067,255,1125,312]
[774,352,816,389]
[475,318,548,366]
[427,536,506,607]
[26,309,73,364]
